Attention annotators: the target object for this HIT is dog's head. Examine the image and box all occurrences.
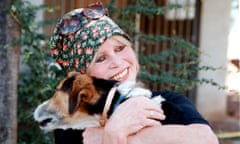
[34,72,116,131]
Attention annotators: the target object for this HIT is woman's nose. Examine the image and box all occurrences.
[109,56,122,68]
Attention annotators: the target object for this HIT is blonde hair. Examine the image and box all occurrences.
[111,35,132,47]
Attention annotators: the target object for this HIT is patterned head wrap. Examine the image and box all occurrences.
[50,2,130,73]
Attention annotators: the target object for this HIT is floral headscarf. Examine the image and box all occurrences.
[50,2,130,73]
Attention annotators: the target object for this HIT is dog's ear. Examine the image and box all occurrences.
[68,75,95,114]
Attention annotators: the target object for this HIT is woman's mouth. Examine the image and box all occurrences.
[111,68,128,81]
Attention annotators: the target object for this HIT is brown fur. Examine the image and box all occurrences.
[54,73,98,112]
[34,72,104,130]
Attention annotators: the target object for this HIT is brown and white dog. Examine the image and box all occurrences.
[34,72,164,131]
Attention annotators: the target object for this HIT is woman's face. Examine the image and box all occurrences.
[88,37,139,82]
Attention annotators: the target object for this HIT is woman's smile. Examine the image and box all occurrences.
[110,68,129,81]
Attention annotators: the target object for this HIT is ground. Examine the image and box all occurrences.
[210,114,240,144]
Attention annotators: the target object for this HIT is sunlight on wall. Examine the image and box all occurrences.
[226,0,240,94]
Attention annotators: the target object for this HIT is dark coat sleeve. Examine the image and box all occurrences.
[54,129,84,144]
[152,91,209,125]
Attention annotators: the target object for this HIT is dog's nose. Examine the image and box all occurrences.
[39,118,52,127]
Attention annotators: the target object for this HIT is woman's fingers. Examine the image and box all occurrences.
[146,109,166,120]
[143,118,162,127]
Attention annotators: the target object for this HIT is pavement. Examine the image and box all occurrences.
[209,114,240,144]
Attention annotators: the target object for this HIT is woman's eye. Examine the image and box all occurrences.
[95,56,106,63]
[115,45,126,52]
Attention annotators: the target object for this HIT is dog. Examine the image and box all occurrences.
[34,72,165,131]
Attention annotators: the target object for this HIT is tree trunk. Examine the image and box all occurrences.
[0,0,20,144]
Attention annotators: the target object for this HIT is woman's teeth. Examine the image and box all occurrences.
[112,69,128,80]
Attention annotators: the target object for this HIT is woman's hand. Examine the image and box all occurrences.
[102,96,165,144]
[82,127,103,144]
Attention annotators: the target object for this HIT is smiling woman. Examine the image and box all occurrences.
[49,2,218,144]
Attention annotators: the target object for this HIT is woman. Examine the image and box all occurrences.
[50,2,219,144]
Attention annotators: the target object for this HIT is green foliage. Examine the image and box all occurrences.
[10,0,64,143]
[138,37,199,91]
